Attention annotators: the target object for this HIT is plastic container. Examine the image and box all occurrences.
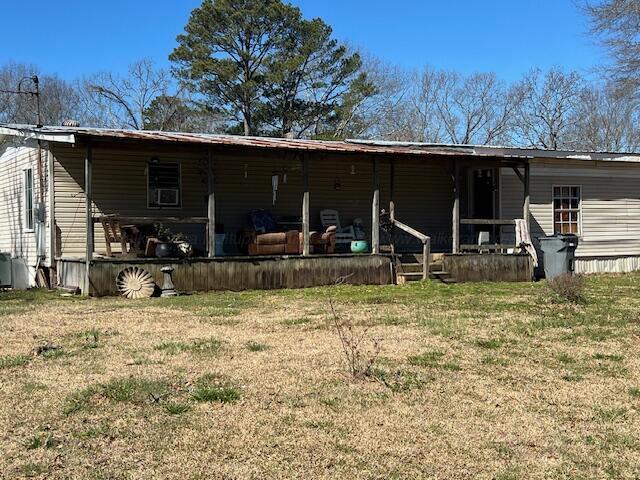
[538,234,579,279]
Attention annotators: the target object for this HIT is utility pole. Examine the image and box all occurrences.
[0,75,42,127]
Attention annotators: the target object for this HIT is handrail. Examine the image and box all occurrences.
[389,217,431,280]
[391,218,430,244]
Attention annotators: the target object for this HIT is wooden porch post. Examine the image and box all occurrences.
[84,143,93,296]
[452,159,460,254]
[523,160,530,230]
[389,160,395,255]
[207,149,216,257]
[302,154,310,256]
[372,157,380,254]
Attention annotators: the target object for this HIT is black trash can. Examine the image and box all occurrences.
[538,234,579,279]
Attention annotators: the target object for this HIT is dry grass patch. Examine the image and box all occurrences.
[1,275,640,478]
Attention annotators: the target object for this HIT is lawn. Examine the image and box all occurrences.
[1,275,639,479]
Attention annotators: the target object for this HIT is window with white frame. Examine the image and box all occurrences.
[553,186,581,235]
[23,168,34,231]
[148,161,181,208]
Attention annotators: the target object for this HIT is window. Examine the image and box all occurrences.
[553,186,581,234]
[23,168,34,231]
[148,161,181,208]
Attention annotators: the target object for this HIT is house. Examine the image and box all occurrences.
[1,123,639,296]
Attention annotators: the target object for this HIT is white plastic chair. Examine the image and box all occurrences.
[320,209,355,245]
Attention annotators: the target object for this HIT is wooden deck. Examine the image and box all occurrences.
[57,254,394,297]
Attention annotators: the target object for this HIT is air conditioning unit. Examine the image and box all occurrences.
[154,189,179,206]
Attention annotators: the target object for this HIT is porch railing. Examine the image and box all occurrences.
[389,216,431,280]
[459,218,518,252]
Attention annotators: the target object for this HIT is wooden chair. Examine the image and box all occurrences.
[100,216,129,256]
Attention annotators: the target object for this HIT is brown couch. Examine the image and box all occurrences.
[247,230,300,255]
[245,226,336,255]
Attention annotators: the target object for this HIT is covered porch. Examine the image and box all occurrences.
[50,135,534,295]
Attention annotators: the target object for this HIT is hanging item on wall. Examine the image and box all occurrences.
[272,174,279,205]
[283,168,288,184]
[333,178,341,190]
[350,164,356,175]
[244,164,248,179]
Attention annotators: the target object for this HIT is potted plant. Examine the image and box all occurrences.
[154,224,175,258]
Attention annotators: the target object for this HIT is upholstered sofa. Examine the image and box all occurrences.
[245,226,336,255]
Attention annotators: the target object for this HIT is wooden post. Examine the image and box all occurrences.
[389,160,395,255]
[207,149,216,257]
[371,157,380,254]
[523,160,530,230]
[84,143,93,296]
[422,237,431,280]
[302,155,310,256]
[452,159,460,254]
[389,159,395,221]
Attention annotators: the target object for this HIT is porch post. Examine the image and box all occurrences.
[523,160,530,230]
[84,143,93,296]
[452,158,460,254]
[389,160,395,255]
[371,157,380,254]
[302,154,310,256]
[207,149,216,257]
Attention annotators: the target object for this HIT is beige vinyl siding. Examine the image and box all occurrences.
[501,160,640,264]
[52,143,207,258]
[0,137,48,270]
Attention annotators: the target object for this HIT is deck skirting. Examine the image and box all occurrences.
[57,255,393,296]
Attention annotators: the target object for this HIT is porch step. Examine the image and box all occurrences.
[396,270,456,284]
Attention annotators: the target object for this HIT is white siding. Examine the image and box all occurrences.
[501,160,640,272]
[0,137,51,284]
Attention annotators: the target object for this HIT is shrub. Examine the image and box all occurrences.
[546,274,585,304]
[328,298,381,380]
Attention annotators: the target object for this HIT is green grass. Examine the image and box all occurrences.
[593,406,627,422]
[63,377,170,415]
[24,434,59,450]
[282,316,312,326]
[191,374,240,403]
[408,350,461,371]
[593,353,624,362]
[156,290,260,317]
[0,354,30,369]
[0,288,86,316]
[370,368,429,393]
[475,338,502,349]
[164,401,191,415]
[154,337,222,356]
[629,387,640,398]
[246,341,269,352]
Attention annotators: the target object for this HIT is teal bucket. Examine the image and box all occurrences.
[350,240,369,253]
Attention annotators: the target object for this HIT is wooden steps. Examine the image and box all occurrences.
[393,252,456,284]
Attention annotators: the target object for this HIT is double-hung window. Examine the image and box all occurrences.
[23,168,34,231]
[553,186,581,235]
[148,161,181,208]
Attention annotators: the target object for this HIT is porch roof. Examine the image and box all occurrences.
[2,123,640,163]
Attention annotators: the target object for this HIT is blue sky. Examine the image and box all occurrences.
[2,0,605,82]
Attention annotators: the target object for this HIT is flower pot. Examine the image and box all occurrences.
[155,242,173,258]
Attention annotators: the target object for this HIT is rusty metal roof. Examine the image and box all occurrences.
[0,124,526,158]
[3,124,640,163]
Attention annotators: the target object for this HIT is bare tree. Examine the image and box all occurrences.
[586,0,640,93]
[81,59,185,130]
[511,68,583,149]
[571,82,640,151]
[0,62,83,126]
[365,66,517,145]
